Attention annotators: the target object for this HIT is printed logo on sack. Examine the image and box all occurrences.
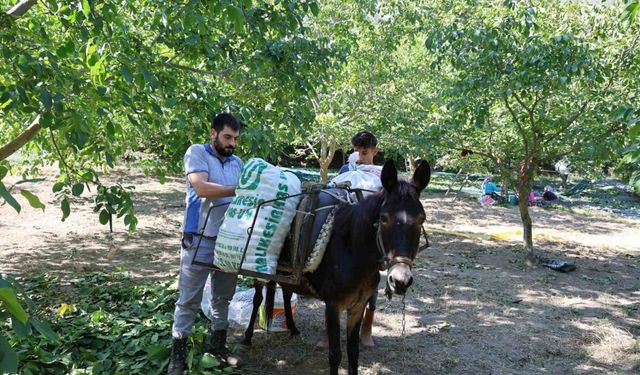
[238,159,268,190]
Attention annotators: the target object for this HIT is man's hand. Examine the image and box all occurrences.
[188,172,236,198]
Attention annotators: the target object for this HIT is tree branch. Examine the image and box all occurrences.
[459,147,498,164]
[7,0,38,18]
[0,115,41,161]
[513,92,531,113]
[306,141,319,160]
[503,95,529,156]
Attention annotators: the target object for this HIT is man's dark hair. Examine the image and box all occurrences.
[211,113,240,132]
[351,131,378,148]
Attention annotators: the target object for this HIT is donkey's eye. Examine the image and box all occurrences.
[380,214,390,224]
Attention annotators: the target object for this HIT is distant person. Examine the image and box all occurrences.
[542,185,558,202]
[555,159,569,190]
[482,175,503,202]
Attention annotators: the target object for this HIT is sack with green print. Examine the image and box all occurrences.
[214,158,302,274]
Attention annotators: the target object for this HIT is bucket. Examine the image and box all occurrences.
[508,195,518,206]
[258,286,297,332]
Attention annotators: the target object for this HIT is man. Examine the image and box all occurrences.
[338,131,379,174]
[167,113,244,375]
[320,130,379,348]
[555,159,570,190]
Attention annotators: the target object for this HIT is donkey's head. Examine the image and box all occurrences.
[377,159,430,296]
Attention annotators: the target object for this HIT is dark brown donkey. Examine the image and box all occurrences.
[242,159,430,375]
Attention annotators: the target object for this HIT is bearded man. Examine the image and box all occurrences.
[167,113,244,374]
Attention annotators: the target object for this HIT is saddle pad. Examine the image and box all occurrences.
[289,189,347,273]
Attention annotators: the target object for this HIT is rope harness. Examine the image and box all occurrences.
[373,218,429,271]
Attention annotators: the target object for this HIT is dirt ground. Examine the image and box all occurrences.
[1,167,639,374]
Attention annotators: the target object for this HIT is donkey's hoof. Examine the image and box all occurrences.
[290,328,301,337]
[240,338,252,346]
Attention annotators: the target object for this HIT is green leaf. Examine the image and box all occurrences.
[226,5,245,33]
[139,66,160,89]
[99,209,110,225]
[185,35,200,45]
[199,353,220,369]
[310,2,319,16]
[39,90,52,111]
[52,182,65,193]
[127,215,138,232]
[0,287,29,324]
[30,318,58,341]
[0,182,21,213]
[61,197,70,221]
[120,64,133,83]
[75,127,90,149]
[55,40,75,58]
[630,122,640,139]
[72,183,84,196]
[40,112,53,128]
[12,315,31,337]
[20,190,46,211]
[47,0,59,12]
[82,0,91,19]
[0,336,18,374]
[0,165,8,180]
[146,344,169,360]
[82,170,96,182]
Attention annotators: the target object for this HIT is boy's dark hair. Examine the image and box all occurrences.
[211,113,240,132]
[351,131,377,148]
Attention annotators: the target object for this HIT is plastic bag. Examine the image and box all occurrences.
[330,165,382,194]
[201,276,256,329]
[479,195,495,207]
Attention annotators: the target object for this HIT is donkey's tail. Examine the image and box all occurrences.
[264,280,276,331]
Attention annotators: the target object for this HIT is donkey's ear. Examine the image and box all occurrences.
[412,159,431,193]
[381,159,398,192]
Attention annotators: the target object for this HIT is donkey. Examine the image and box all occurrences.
[242,159,430,375]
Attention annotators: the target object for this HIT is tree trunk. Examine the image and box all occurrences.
[0,115,41,161]
[318,138,336,183]
[516,159,538,264]
[405,155,416,174]
[517,188,535,259]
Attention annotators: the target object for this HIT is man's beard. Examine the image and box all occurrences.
[214,136,234,157]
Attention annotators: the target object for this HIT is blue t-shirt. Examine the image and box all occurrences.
[338,164,349,174]
[183,144,243,237]
[483,182,501,195]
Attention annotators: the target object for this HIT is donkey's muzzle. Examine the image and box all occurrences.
[387,264,413,295]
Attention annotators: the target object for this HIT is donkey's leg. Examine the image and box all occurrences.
[326,301,342,375]
[346,302,367,375]
[241,281,264,346]
[282,287,300,336]
[264,281,276,331]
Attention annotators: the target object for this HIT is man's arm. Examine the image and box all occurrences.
[188,172,236,198]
